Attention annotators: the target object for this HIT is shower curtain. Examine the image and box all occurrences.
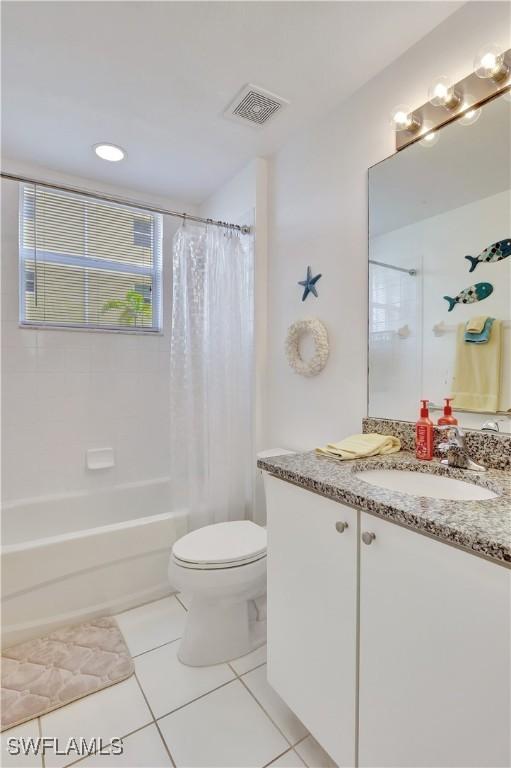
[170,223,254,530]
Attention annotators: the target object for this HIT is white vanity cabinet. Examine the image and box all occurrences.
[264,474,358,767]
[264,473,511,768]
[358,510,510,768]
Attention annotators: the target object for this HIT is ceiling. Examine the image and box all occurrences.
[369,94,511,237]
[1,1,462,205]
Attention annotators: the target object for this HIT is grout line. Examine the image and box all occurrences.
[237,674,294,750]
[64,722,155,768]
[261,745,295,767]
[132,636,181,659]
[228,658,267,677]
[238,666,309,749]
[60,672,174,768]
[294,740,312,768]
[134,673,177,768]
[115,592,178,619]
[155,678,237,723]
[153,718,177,768]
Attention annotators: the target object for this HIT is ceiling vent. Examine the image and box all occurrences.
[224,84,289,127]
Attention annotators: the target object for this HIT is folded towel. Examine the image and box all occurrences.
[464,317,494,344]
[465,315,488,334]
[452,320,502,412]
[316,433,401,461]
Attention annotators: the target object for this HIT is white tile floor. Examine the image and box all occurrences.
[1,596,337,768]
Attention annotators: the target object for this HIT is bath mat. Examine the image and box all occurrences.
[1,617,134,731]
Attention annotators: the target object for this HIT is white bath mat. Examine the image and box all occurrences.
[1,617,134,731]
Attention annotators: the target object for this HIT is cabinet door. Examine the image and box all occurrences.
[265,474,358,767]
[359,511,511,767]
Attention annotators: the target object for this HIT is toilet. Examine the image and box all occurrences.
[169,448,293,666]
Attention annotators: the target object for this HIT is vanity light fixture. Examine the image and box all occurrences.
[390,105,421,133]
[428,77,461,110]
[474,45,509,82]
[395,46,510,150]
[93,143,126,162]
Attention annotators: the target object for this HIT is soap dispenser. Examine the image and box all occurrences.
[438,398,458,426]
[416,399,433,461]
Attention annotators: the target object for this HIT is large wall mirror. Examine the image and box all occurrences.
[368,93,510,432]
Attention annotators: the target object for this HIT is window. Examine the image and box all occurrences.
[19,184,162,332]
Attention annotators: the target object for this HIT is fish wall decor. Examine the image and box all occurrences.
[465,238,511,272]
[443,282,493,312]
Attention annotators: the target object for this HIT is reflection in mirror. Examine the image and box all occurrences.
[368,93,511,432]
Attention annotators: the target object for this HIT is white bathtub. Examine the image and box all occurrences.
[1,478,188,649]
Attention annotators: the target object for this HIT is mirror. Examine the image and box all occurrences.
[368,93,511,432]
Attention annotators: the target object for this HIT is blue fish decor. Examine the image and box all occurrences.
[465,238,511,272]
[443,282,493,312]
[298,266,322,301]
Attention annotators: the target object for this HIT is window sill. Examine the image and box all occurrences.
[18,323,164,336]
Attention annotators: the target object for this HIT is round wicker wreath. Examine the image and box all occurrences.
[285,318,329,377]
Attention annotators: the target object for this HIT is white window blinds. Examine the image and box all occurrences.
[19,184,162,332]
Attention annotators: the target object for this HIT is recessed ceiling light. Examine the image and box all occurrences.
[93,143,126,162]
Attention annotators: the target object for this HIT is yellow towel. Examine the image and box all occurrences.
[465,315,488,334]
[451,320,502,412]
[316,433,401,461]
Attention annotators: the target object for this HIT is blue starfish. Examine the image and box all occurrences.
[298,266,322,301]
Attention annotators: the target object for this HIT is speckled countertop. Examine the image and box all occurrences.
[258,451,511,566]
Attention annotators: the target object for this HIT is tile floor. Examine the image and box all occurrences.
[1,595,337,768]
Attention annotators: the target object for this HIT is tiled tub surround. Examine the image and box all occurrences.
[362,417,511,471]
[257,451,511,566]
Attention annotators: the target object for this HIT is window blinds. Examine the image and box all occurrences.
[19,184,162,331]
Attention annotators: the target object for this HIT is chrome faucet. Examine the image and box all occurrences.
[437,425,487,472]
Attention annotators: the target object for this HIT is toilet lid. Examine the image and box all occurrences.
[172,521,267,567]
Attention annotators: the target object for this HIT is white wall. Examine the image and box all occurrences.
[1,163,197,503]
[265,1,511,451]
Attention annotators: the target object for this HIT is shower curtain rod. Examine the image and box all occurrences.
[369,259,417,276]
[0,171,252,235]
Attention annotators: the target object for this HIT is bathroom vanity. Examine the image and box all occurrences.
[260,75,511,768]
[259,447,511,768]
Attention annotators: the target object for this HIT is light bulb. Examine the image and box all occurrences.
[428,76,461,109]
[474,45,509,81]
[93,143,126,162]
[390,105,421,132]
[434,83,448,100]
[458,97,481,126]
[481,52,497,70]
[419,121,439,147]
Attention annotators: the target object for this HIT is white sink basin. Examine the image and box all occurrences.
[355,469,498,501]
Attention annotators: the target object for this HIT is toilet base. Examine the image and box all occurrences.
[177,597,266,667]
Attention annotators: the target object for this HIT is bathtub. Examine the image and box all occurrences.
[1,478,188,649]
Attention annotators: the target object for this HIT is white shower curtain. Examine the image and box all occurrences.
[170,222,254,530]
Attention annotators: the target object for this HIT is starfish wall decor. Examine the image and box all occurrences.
[298,266,322,301]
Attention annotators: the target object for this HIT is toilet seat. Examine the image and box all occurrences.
[172,521,267,571]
